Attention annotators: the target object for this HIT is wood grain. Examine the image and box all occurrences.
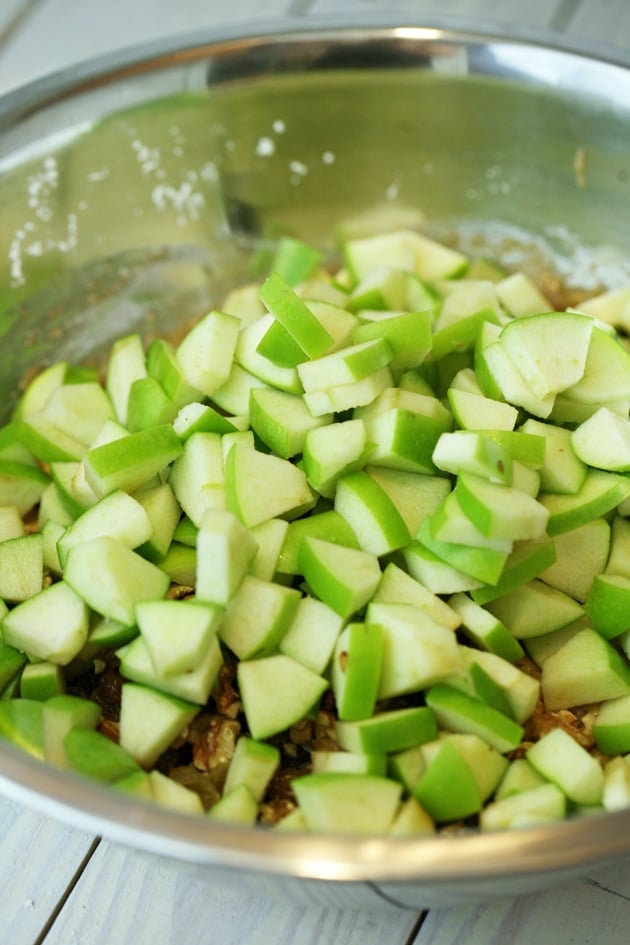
[0,797,97,945]
[0,0,294,92]
[413,863,630,945]
[566,0,630,45]
[42,839,422,945]
[307,0,565,28]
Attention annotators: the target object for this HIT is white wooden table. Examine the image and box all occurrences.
[1,2,630,943]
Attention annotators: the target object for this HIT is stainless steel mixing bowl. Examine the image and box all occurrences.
[1,17,630,911]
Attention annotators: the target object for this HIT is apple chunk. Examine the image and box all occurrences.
[297,536,381,619]
[237,654,328,740]
[293,772,402,835]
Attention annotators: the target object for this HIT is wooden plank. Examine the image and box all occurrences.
[565,0,630,47]
[42,839,422,945]
[412,860,630,945]
[0,797,97,945]
[0,0,38,38]
[307,0,565,29]
[0,0,294,93]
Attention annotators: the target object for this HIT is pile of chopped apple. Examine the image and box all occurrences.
[1,227,630,835]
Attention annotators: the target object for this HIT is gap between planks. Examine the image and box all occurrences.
[32,837,102,945]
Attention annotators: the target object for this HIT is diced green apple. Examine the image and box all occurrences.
[292,772,402,835]
[414,740,482,822]
[134,482,181,563]
[64,727,141,783]
[225,443,315,528]
[454,472,549,542]
[539,469,630,536]
[356,387,453,475]
[425,683,524,753]
[118,682,199,768]
[585,574,630,639]
[335,706,437,754]
[41,382,115,446]
[519,418,587,494]
[365,466,451,536]
[480,783,566,830]
[403,540,484,595]
[126,377,179,432]
[541,627,630,711]
[235,313,302,394]
[249,387,331,459]
[168,432,225,528]
[279,595,344,675]
[146,337,202,409]
[334,470,411,556]
[209,784,258,825]
[136,598,222,677]
[343,229,467,283]
[222,735,280,802]
[105,333,147,426]
[373,562,460,631]
[432,431,513,484]
[218,575,300,660]
[593,695,630,756]
[366,601,462,699]
[211,362,270,416]
[118,633,222,705]
[20,660,66,702]
[297,536,381,619]
[148,770,205,814]
[276,510,359,576]
[0,699,45,759]
[2,580,90,665]
[539,518,610,603]
[268,236,323,286]
[258,272,334,359]
[64,536,170,626]
[56,490,153,567]
[195,508,258,606]
[248,517,289,581]
[495,271,550,318]
[447,592,524,663]
[303,366,393,417]
[43,694,102,768]
[298,338,394,393]
[571,407,630,472]
[311,750,386,777]
[331,622,383,721]
[563,325,630,405]
[0,645,27,693]
[84,424,182,497]
[447,387,518,432]
[237,654,328,740]
[415,518,509,586]
[527,727,604,806]
[499,311,593,398]
[302,418,370,497]
[602,757,630,812]
[0,533,43,602]
[177,309,241,397]
[486,579,584,640]
[494,758,547,800]
[352,310,433,370]
[470,538,557,605]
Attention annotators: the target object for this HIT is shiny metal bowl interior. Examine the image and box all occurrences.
[1,18,630,910]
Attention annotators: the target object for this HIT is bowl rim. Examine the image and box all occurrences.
[1,15,630,886]
[3,736,630,884]
[1,11,629,122]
